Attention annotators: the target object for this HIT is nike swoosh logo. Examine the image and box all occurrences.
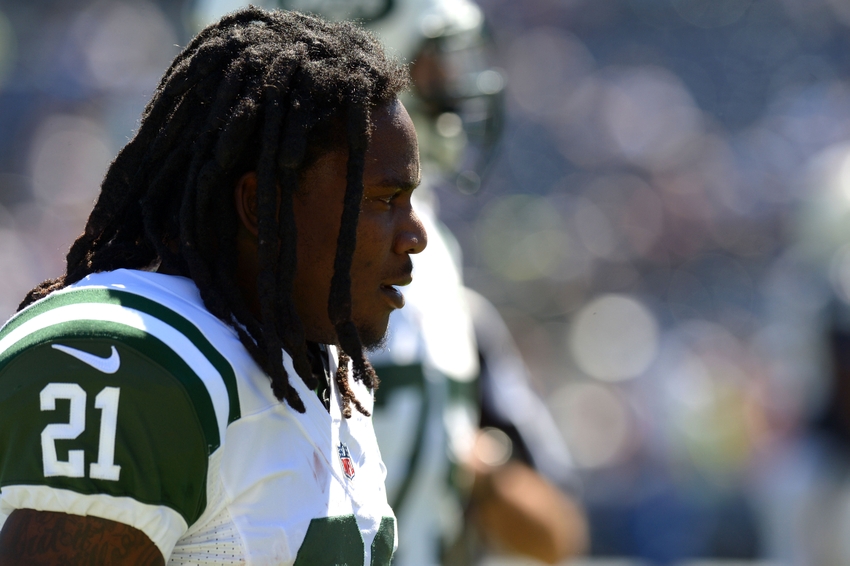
[52,344,121,374]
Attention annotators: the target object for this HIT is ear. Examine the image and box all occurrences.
[234,172,259,237]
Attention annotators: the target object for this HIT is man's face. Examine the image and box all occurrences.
[291,99,426,348]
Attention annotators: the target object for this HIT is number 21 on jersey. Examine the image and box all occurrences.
[40,382,121,481]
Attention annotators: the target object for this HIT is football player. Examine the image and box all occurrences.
[0,7,426,565]
[195,0,588,564]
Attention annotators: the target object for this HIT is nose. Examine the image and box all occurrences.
[395,208,428,255]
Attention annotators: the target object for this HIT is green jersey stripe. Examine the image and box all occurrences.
[1,287,241,425]
[371,363,430,513]
[0,320,220,458]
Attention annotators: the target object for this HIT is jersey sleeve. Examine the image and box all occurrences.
[0,321,222,560]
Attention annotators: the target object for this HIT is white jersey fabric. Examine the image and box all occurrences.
[0,269,396,565]
[370,197,479,566]
[370,195,576,565]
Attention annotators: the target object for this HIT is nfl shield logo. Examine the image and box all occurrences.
[338,442,355,480]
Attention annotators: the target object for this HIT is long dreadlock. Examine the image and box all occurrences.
[19,7,410,417]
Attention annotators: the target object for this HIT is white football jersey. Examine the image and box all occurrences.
[0,269,396,565]
[370,197,479,566]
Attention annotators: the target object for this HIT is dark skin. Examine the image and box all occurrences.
[0,510,164,566]
[452,429,587,564]
[234,100,425,342]
[470,461,589,563]
[0,100,426,564]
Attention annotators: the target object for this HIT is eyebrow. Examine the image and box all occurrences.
[369,174,421,191]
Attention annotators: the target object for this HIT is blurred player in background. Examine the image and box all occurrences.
[195,1,588,564]
[754,146,850,566]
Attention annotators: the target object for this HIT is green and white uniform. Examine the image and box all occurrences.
[0,269,396,565]
[370,198,577,566]
[370,199,480,566]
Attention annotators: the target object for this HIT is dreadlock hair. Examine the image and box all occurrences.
[19,7,410,418]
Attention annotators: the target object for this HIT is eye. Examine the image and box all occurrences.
[367,190,401,207]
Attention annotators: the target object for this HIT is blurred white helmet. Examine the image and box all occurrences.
[192,0,505,193]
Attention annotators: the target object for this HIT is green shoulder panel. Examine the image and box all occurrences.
[0,320,217,526]
[1,287,240,425]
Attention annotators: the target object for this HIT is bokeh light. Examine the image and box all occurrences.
[0,224,40,318]
[660,321,765,479]
[506,29,594,120]
[551,381,633,469]
[602,66,704,171]
[476,194,573,281]
[29,114,112,208]
[568,294,660,382]
[75,1,178,92]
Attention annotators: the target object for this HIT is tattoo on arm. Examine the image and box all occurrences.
[0,509,165,565]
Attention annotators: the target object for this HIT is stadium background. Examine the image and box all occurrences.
[2,0,850,564]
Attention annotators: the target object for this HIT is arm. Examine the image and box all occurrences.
[0,509,164,565]
[467,431,588,564]
[465,288,589,562]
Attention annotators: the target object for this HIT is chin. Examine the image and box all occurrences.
[355,319,390,352]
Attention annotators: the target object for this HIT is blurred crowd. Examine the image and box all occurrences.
[6,0,850,564]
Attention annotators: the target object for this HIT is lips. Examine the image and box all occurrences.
[380,273,413,310]
[380,284,406,309]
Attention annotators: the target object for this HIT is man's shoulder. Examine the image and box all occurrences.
[0,269,243,444]
[3,269,223,339]
[0,271,251,538]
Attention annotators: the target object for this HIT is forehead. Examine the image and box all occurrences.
[363,100,419,187]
